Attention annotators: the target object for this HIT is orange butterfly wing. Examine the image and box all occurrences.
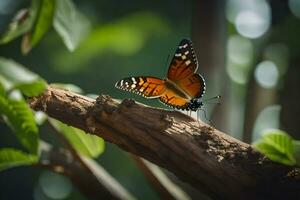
[115,76,165,98]
[159,39,205,109]
[167,39,205,98]
[168,39,197,79]
[159,90,190,109]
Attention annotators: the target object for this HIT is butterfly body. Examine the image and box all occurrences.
[164,78,191,100]
[188,98,204,111]
[115,39,206,111]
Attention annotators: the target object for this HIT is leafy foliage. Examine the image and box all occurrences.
[0,148,38,171]
[0,57,47,97]
[0,53,107,172]
[50,119,105,158]
[0,1,110,197]
[15,79,47,97]
[293,140,300,165]
[0,55,106,171]
[0,0,40,44]
[0,58,46,169]
[0,95,39,154]
[53,0,91,51]
[22,0,56,54]
[253,129,297,166]
[0,81,5,96]
[0,0,90,53]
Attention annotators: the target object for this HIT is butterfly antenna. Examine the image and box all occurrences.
[203,95,221,102]
[203,95,222,106]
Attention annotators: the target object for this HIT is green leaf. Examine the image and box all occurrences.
[0,81,5,96]
[0,148,38,171]
[31,0,56,46]
[22,0,56,54]
[0,57,47,97]
[50,119,104,158]
[0,96,39,154]
[293,140,300,166]
[53,0,91,51]
[0,0,40,44]
[254,142,294,166]
[253,129,296,166]
[15,79,47,97]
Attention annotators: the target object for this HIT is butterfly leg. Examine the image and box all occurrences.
[198,108,212,124]
[196,110,201,127]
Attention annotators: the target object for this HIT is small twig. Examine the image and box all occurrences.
[0,116,5,123]
[132,155,191,200]
[46,119,85,166]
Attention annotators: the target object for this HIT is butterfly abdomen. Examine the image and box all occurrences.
[164,79,190,99]
[115,76,165,98]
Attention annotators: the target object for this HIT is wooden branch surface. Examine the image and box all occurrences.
[29,87,299,200]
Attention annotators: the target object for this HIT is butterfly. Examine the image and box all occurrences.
[115,38,206,111]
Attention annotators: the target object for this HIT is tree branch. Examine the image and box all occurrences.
[131,155,190,200]
[37,141,135,200]
[29,86,299,199]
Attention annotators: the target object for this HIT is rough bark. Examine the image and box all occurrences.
[29,86,300,200]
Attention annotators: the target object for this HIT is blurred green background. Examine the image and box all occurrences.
[1,0,300,199]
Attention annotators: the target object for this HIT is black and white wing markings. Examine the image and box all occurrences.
[115,76,165,98]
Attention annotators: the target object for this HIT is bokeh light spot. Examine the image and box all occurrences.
[226,0,271,39]
[39,171,72,199]
[254,61,279,89]
[0,0,20,14]
[252,105,281,142]
[226,35,253,84]
[228,35,253,65]
[289,0,300,19]
[235,10,270,39]
[226,62,248,84]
